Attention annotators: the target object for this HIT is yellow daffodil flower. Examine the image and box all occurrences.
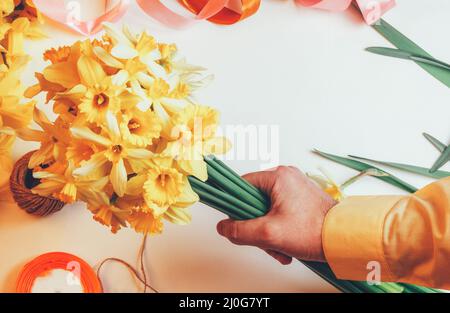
[88,202,130,234]
[126,210,164,235]
[74,55,141,125]
[102,23,167,79]
[17,107,69,168]
[32,160,109,204]
[126,157,198,221]
[113,196,164,235]
[162,104,231,181]
[36,41,95,96]
[119,106,162,147]
[71,112,153,197]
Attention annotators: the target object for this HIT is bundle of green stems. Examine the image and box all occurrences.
[188,156,438,293]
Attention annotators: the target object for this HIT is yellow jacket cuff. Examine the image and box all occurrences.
[322,195,404,282]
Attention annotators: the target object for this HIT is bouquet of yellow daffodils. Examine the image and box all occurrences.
[0,0,43,192]
[19,24,229,234]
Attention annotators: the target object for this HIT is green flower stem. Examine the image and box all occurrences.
[205,164,267,213]
[192,184,250,220]
[375,282,405,293]
[189,177,257,219]
[206,156,268,204]
[401,284,440,293]
[301,261,365,293]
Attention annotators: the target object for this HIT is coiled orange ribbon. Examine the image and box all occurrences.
[178,0,261,25]
[32,0,395,35]
[16,252,102,293]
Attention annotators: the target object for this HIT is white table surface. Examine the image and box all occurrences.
[0,0,449,293]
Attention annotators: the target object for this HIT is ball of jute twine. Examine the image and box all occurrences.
[9,151,65,216]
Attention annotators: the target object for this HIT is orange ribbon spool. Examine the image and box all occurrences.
[179,0,261,25]
[16,252,102,293]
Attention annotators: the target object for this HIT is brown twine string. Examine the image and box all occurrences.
[96,234,159,293]
[9,151,65,216]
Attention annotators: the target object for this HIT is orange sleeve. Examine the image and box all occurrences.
[322,177,450,289]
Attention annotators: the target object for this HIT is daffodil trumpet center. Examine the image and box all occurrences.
[112,144,123,154]
[127,118,141,133]
[158,173,171,188]
[93,92,109,109]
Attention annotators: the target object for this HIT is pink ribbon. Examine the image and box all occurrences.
[32,0,395,35]
[32,0,131,36]
[296,0,396,24]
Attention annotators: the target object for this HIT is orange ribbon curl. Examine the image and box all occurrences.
[179,0,261,25]
[16,252,102,293]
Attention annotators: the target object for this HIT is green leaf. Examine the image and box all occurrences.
[422,133,450,173]
[348,155,450,180]
[366,47,450,71]
[372,19,450,88]
[430,146,450,173]
[423,133,447,152]
[313,150,418,193]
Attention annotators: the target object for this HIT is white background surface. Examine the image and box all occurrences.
[0,0,449,292]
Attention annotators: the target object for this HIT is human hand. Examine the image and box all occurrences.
[216,166,337,264]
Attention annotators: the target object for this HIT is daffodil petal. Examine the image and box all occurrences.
[163,206,191,225]
[32,107,51,130]
[111,69,129,86]
[178,159,208,182]
[77,55,107,87]
[111,44,138,59]
[15,128,44,142]
[136,72,154,88]
[43,61,79,88]
[140,56,166,79]
[32,171,58,179]
[127,148,153,159]
[105,111,120,140]
[28,143,53,169]
[93,46,124,69]
[103,22,134,47]
[126,174,146,196]
[32,180,63,197]
[73,153,108,177]
[71,127,111,147]
[176,180,200,207]
[110,158,127,197]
